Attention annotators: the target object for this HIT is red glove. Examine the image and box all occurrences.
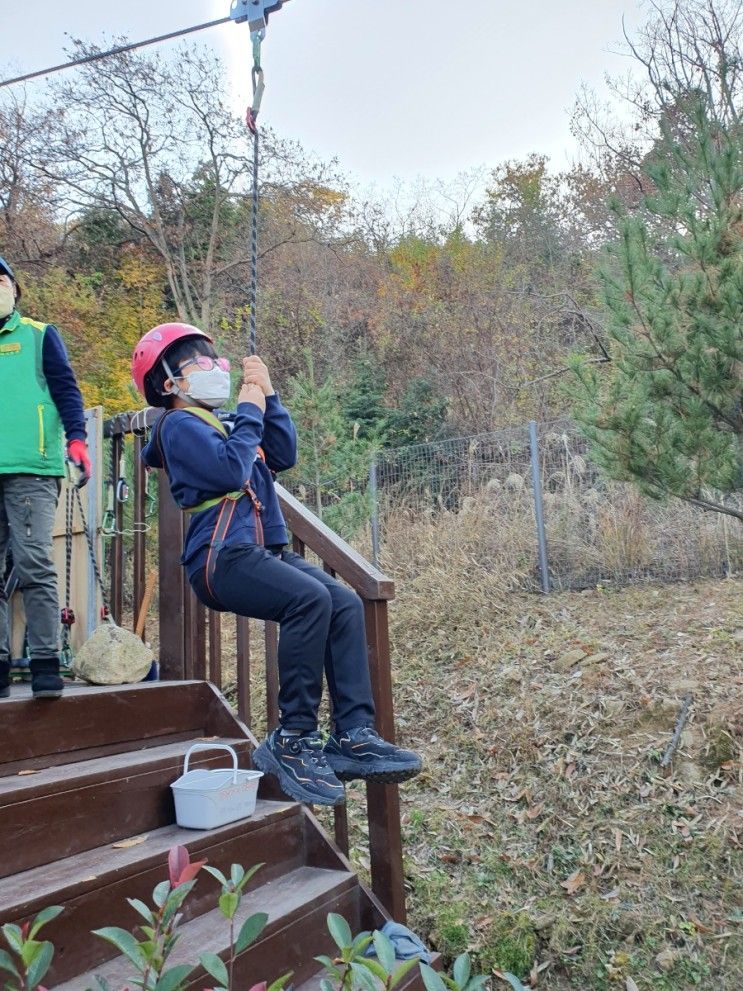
[67,439,92,487]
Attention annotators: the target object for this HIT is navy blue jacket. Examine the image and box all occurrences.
[142,396,298,579]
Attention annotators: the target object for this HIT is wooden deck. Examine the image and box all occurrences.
[0,681,433,988]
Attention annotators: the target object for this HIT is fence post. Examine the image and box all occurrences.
[369,456,380,569]
[529,421,551,593]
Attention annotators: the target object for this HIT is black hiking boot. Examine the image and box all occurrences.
[252,729,345,807]
[30,658,64,699]
[0,660,9,699]
[324,726,422,783]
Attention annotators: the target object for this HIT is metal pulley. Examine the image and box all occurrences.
[229,0,290,36]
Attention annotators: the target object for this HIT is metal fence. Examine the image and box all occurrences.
[369,420,743,592]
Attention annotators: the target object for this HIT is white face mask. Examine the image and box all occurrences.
[0,284,15,319]
[182,366,232,409]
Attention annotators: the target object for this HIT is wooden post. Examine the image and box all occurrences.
[236,616,251,725]
[265,621,279,729]
[183,587,207,681]
[157,472,185,680]
[193,597,207,681]
[364,599,406,922]
[208,611,222,688]
[132,435,146,635]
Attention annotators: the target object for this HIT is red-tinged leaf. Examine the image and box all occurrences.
[21,921,30,940]
[560,870,586,896]
[176,858,207,887]
[168,846,189,887]
[248,983,267,991]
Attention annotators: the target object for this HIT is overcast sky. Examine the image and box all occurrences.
[3,0,644,188]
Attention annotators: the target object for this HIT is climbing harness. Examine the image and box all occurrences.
[153,407,266,601]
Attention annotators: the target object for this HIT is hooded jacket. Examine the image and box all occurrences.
[142,395,298,580]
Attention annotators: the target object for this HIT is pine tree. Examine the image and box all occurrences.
[384,378,449,448]
[573,95,743,523]
[342,353,388,441]
[284,355,378,538]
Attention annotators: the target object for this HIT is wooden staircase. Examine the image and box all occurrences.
[0,681,424,989]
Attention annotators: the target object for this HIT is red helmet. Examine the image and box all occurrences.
[131,323,212,406]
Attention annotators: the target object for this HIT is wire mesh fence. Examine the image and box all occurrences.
[371,420,743,592]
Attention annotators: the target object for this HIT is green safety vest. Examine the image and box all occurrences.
[0,311,65,476]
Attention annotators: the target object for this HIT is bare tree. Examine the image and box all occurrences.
[572,0,743,193]
[39,40,346,334]
[0,90,67,265]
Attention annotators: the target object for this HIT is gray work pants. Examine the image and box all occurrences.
[0,475,61,661]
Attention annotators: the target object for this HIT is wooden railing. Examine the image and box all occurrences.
[105,412,405,921]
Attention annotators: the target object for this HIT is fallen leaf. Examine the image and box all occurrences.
[560,870,586,895]
[18,769,41,776]
[626,979,639,991]
[197,736,219,741]
[655,948,680,971]
[556,649,587,672]
[112,834,149,849]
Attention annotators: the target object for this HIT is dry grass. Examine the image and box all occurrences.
[367,518,742,990]
[378,479,743,592]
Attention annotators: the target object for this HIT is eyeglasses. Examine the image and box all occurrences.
[174,355,231,376]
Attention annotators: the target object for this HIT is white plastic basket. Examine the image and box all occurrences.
[171,744,263,830]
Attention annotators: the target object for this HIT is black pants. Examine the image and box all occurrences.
[191,545,376,733]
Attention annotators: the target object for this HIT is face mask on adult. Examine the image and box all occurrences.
[0,284,15,319]
[181,366,232,409]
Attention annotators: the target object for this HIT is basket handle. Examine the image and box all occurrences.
[182,743,239,783]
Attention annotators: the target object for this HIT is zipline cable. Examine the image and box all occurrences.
[0,17,231,89]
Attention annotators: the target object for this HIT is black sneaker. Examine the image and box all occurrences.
[252,730,345,807]
[0,660,9,699]
[324,727,422,783]
[30,658,63,699]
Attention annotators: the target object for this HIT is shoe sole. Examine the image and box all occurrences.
[324,756,422,784]
[0,688,9,699]
[252,742,345,807]
[32,690,63,699]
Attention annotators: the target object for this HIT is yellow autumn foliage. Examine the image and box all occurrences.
[20,252,173,414]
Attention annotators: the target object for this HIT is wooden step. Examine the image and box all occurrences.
[54,865,360,991]
[0,800,305,984]
[0,737,252,877]
[0,681,248,773]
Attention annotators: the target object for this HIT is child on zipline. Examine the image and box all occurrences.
[132,323,421,806]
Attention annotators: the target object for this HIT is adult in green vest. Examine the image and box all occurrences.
[0,256,92,699]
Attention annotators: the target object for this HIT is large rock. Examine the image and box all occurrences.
[72,623,154,685]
